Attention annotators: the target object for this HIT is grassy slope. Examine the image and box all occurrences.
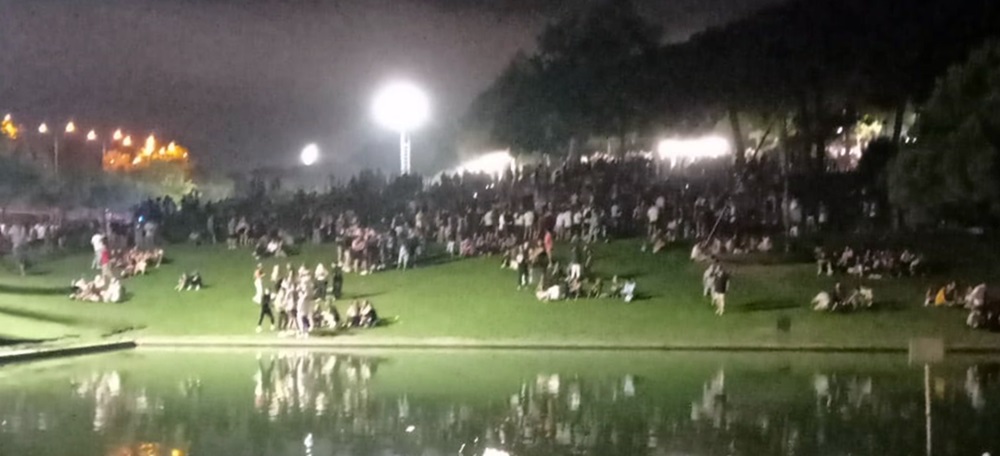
[1,238,999,347]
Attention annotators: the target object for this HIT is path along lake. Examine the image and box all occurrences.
[0,349,998,456]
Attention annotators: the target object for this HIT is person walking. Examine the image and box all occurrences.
[711,268,730,316]
[256,289,276,333]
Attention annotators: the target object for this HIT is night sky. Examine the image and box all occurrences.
[0,0,781,176]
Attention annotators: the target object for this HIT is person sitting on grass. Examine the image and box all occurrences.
[622,279,637,303]
[317,301,341,329]
[934,281,959,307]
[101,277,124,303]
[359,300,380,327]
[568,277,584,299]
[345,300,363,327]
[588,277,604,298]
[176,271,203,291]
[70,276,102,302]
[535,275,564,302]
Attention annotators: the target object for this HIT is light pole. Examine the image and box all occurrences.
[40,121,76,180]
[372,81,429,175]
[86,129,107,164]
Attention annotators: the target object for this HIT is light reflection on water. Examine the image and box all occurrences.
[0,350,999,456]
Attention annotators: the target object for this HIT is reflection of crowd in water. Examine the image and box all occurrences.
[252,352,381,421]
[6,357,1000,456]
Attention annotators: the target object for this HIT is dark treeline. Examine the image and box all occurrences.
[467,0,1000,226]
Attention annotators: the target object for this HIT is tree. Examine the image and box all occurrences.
[467,0,661,156]
[0,155,43,207]
[888,40,1000,225]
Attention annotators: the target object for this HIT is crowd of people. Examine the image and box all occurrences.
[814,246,924,279]
[1,152,993,330]
[252,262,381,336]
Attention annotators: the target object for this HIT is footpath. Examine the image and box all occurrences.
[2,333,999,366]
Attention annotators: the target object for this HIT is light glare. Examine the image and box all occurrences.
[372,81,430,132]
[454,150,513,175]
[300,143,319,166]
[657,136,731,167]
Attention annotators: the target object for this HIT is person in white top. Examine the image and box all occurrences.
[523,210,536,239]
[482,210,495,231]
[91,232,106,270]
[646,204,660,236]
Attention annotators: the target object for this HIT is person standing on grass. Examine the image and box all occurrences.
[99,247,112,278]
[331,263,344,300]
[252,264,265,304]
[711,267,730,316]
[91,230,105,270]
[257,289,275,333]
[516,248,529,289]
[543,230,554,262]
[9,223,28,276]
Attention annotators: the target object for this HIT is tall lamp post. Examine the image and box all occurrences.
[38,121,76,180]
[372,81,429,175]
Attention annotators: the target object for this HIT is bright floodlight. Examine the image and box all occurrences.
[657,136,731,167]
[372,81,430,133]
[300,143,319,166]
[38,123,49,134]
[65,121,76,134]
[86,130,97,141]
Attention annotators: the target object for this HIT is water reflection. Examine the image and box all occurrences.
[1,352,1000,456]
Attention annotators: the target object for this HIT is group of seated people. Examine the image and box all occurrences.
[253,234,290,259]
[70,275,124,303]
[272,298,381,333]
[811,282,875,312]
[815,246,923,279]
[448,232,519,258]
[690,235,773,261]
[112,247,164,278]
[533,261,636,303]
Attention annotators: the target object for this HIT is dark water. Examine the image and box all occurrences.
[0,349,999,456]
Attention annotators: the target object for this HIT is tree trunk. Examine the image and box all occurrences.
[891,101,906,145]
[779,116,792,254]
[812,87,827,175]
[728,106,747,172]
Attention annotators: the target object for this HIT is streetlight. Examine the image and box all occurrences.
[37,122,64,178]
[300,143,319,166]
[113,129,123,141]
[123,135,133,147]
[372,81,430,175]
[86,129,108,161]
[65,121,76,134]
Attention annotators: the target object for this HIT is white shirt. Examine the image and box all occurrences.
[91,234,105,252]
[523,210,535,227]
[646,206,660,223]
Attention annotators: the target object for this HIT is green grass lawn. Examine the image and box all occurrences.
[2,238,1000,348]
